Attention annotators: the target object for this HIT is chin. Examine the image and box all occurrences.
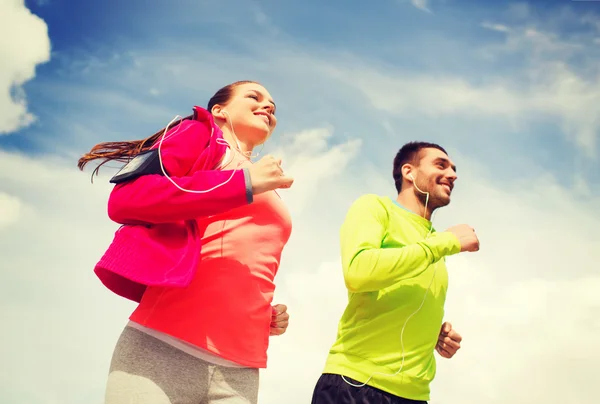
[242,124,272,145]
[433,194,451,208]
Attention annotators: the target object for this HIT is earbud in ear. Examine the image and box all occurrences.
[408,173,415,181]
[212,108,228,120]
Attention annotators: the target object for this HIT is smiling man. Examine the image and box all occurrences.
[311,142,480,404]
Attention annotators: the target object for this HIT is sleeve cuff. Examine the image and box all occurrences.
[242,167,253,204]
[422,231,462,262]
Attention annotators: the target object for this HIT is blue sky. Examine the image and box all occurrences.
[7,0,600,186]
[1,1,599,403]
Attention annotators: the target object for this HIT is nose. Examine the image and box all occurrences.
[447,169,457,183]
[262,103,274,114]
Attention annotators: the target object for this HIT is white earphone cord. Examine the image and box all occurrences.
[342,175,437,388]
[155,114,251,194]
[222,110,264,159]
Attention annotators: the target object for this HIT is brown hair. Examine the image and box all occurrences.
[392,141,448,193]
[77,80,257,177]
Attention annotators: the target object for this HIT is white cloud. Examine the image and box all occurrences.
[0,193,22,228]
[481,22,511,33]
[0,150,128,403]
[323,24,600,157]
[581,13,600,33]
[254,10,268,26]
[411,0,431,13]
[272,127,363,215]
[0,0,51,134]
[327,67,521,115]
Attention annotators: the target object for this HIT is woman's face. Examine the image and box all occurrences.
[216,83,277,146]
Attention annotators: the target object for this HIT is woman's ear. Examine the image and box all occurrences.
[211,105,226,120]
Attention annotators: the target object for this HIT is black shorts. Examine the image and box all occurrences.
[311,373,427,404]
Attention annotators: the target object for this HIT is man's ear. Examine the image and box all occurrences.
[402,164,414,183]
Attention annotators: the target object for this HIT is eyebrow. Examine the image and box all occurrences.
[435,157,457,172]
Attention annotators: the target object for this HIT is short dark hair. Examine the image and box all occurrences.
[392,141,448,193]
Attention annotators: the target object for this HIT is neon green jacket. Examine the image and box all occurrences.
[322,194,461,401]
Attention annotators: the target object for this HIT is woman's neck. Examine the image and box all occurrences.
[219,125,254,155]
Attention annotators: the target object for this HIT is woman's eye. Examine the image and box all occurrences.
[249,95,258,100]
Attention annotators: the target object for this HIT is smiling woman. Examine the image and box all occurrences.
[77,81,295,404]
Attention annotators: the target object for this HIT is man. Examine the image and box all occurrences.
[311,142,480,404]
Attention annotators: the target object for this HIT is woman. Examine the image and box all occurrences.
[78,81,294,404]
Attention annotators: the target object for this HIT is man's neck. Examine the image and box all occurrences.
[396,190,433,220]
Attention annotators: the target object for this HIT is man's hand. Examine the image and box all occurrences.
[446,224,480,252]
[269,304,289,336]
[436,322,462,358]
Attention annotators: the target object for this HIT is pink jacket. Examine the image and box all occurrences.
[94,106,251,302]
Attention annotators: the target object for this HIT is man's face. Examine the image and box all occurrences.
[413,148,457,209]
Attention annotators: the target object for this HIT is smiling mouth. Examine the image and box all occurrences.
[440,184,452,193]
[255,113,270,125]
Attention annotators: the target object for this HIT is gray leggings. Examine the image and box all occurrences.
[105,326,259,404]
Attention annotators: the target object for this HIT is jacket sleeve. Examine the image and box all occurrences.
[107,119,252,225]
[340,194,461,293]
